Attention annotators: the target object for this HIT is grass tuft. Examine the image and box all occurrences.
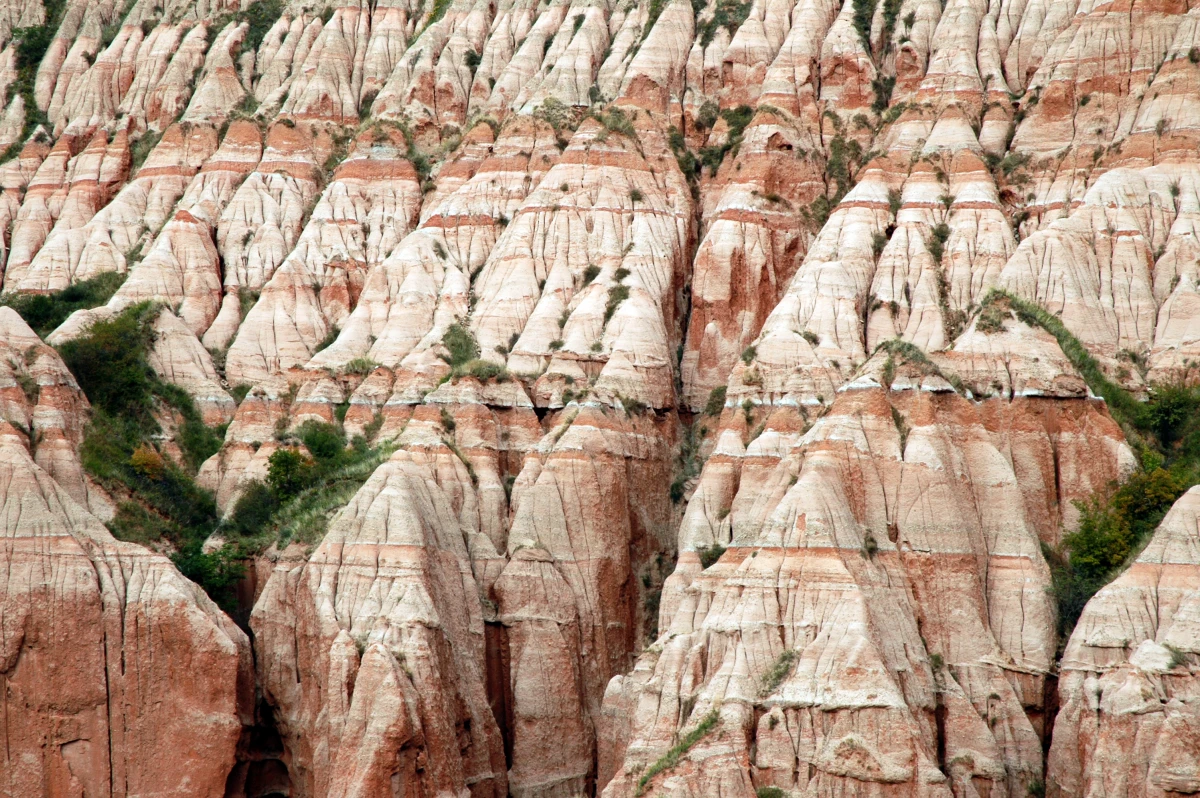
[634,710,720,796]
[758,649,798,696]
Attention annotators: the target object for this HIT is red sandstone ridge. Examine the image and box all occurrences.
[0,0,1198,795]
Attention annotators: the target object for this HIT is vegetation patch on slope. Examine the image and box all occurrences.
[210,0,284,54]
[981,290,1146,432]
[224,420,394,547]
[35,301,390,610]
[635,710,720,796]
[1,0,67,162]
[1,272,126,338]
[980,290,1200,641]
[57,304,237,605]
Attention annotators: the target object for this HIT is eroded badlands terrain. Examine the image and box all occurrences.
[1,0,1200,795]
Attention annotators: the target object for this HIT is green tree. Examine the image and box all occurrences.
[267,449,315,499]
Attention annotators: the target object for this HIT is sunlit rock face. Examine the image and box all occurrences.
[2,0,1200,794]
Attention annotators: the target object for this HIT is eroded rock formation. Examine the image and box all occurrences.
[0,0,1198,795]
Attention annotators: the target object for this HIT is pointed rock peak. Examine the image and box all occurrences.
[920,105,983,154]
[1135,484,1200,566]
[0,305,42,348]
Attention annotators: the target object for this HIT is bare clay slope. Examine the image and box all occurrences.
[0,0,1198,795]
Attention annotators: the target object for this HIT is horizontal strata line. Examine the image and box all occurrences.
[689,546,1048,561]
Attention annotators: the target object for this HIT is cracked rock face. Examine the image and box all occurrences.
[1,0,1200,795]
[0,310,253,797]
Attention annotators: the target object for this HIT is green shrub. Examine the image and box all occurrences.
[172,541,245,608]
[269,443,394,544]
[872,232,887,256]
[359,89,378,119]
[441,322,479,366]
[240,0,283,52]
[225,435,393,545]
[313,326,338,352]
[604,284,631,323]
[871,338,964,395]
[1045,466,1188,635]
[65,304,236,605]
[620,394,649,416]
[670,420,705,503]
[267,448,316,499]
[455,358,509,381]
[298,420,346,462]
[976,302,1010,334]
[2,272,127,338]
[698,543,726,568]
[697,104,753,173]
[58,303,159,424]
[799,194,833,231]
[999,150,1030,177]
[225,480,277,537]
[670,476,686,502]
[641,0,668,39]
[239,290,260,319]
[705,386,727,416]
[1,0,65,162]
[697,0,751,48]
[342,357,380,375]
[155,380,224,470]
[130,131,162,174]
[1146,383,1200,449]
[589,106,637,140]
[927,222,950,262]
[826,133,861,195]
[871,75,895,113]
[108,499,172,544]
[851,0,876,50]
[207,0,284,56]
[757,788,785,798]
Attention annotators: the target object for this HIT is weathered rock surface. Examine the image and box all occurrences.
[0,310,252,797]
[601,349,1133,797]
[251,434,510,798]
[2,0,1200,795]
[1048,485,1200,798]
